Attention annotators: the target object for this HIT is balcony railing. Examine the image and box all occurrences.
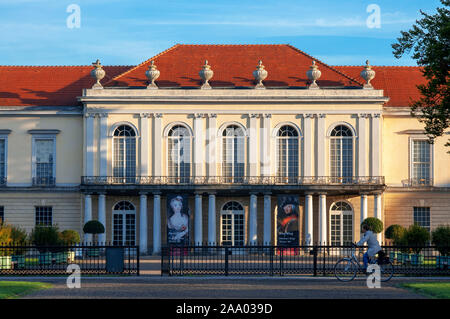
[82,176,385,186]
[401,178,434,187]
[32,177,56,187]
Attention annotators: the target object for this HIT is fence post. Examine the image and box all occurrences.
[280,248,283,276]
[312,245,318,277]
[270,246,274,276]
[136,245,140,276]
[224,247,229,276]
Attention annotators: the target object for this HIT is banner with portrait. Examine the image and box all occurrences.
[166,194,190,245]
[276,195,300,246]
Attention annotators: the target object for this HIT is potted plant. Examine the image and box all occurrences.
[385,224,406,261]
[0,225,13,270]
[404,224,430,265]
[59,229,80,263]
[431,225,450,269]
[10,226,28,269]
[83,220,105,257]
[31,225,62,265]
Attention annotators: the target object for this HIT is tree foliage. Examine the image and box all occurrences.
[392,0,450,151]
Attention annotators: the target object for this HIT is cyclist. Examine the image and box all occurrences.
[355,224,381,273]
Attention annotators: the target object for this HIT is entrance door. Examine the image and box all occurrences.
[112,201,136,246]
[329,201,353,246]
[220,201,245,246]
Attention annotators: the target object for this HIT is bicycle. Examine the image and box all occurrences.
[334,244,394,282]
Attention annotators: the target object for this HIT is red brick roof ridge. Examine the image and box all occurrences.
[285,44,363,86]
[104,43,181,86]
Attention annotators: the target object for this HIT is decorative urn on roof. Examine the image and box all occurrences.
[360,60,376,89]
[90,59,106,89]
[253,60,268,89]
[145,60,160,89]
[199,60,214,89]
[306,60,321,89]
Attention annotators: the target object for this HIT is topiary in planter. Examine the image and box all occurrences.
[385,224,406,243]
[361,217,384,234]
[59,230,80,245]
[404,224,430,255]
[83,220,105,244]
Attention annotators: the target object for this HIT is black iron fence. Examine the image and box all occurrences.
[161,244,450,277]
[0,243,139,276]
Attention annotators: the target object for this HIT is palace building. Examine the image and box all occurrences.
[0,44,448,254]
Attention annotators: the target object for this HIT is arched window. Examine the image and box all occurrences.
[113,125,136,183]
[221,201,245,246]
[112,201,136,246]
[330,201,353,246]
[167,125,191,183]
[276,125,299,182]
[330,125,353,183]
[222,125,245,183]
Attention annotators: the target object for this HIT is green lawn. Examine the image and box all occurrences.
[0,281,52,299]
[401,282,450,299]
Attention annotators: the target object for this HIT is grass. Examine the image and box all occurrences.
[401,282,450,299]
[0,281,52,299]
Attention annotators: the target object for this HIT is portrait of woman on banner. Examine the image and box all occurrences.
[167,195,190,244]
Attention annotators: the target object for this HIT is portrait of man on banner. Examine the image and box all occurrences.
[277,196,300,246]
[167,194,190,245]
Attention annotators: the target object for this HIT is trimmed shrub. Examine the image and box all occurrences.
[59,230,80,245]
[404,224,430,254]
[385,224,406,244]
[31,225,62,253]
[361,217,384,234]
[83,220,105,243]
[431,225,450,256]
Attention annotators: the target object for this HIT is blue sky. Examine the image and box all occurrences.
[0,0,443,66]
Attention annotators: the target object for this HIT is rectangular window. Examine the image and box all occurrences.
[411,139,432,185]
[413,207,431,232]
[33,138,55,186]
[0,206,4,224]
[35,206,52,226]
[0,138,6,185]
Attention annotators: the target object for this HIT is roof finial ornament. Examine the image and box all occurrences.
[145,60,160,89]
[360,59,376,89]
[306,60,321,89]
[90,59,106,89]
[199,60,213,89]
[253,60,268,89]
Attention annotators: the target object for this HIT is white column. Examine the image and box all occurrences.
[153,193,161,254]
[195,193,203,245]
[319,194,327,244]
[374,193,382,242]
[84,194,92,243]
[357,114,367,177]
[263,194,271,245]
[208,194,216,245]
[305,194,313,244]
[153,113,163,177]
[360,194,368,223]
[85,113,95,176]
[98,194,106,243]
[140,193,148,254]
[316,114,326,177]
[371,114,381,177]
[140,113,150,177]
[207,114,217,180]
[260,114,271,176]
[193,113,204,177]
[99,114,108,177]
[249,114,258,177]
[303,114,313,177]
[249,194,258,245]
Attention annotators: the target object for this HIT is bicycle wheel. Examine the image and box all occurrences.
[379,261,394,282]
[334,258,357,282]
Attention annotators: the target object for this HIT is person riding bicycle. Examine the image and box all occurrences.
[355,224,382,273]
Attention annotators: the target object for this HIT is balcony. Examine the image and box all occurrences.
[32,177,56,187]
[82,176,385,186]
[401,178,434,187]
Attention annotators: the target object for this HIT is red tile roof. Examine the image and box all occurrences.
[106,44,362,88]
[0,65,132,107]
[334,65,427,107]
[0,44,427,108]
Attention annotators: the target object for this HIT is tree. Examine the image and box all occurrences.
[392,0,450,152]
[361,217,384,234]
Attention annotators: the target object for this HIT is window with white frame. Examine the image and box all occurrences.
[413,207,431,232]
[113,125,136,182]
[330,125,353,183]
[112,201,136,246]
[276,125,299,182]
[221,201,245,246]
[0,206,4,225]
[411,139,432,185]
[0,138,6,184]
[33,137,55,185]
[35,206,52,226]
[222,125,245,182]
[330,201,353,246]
[167,125,191,182]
